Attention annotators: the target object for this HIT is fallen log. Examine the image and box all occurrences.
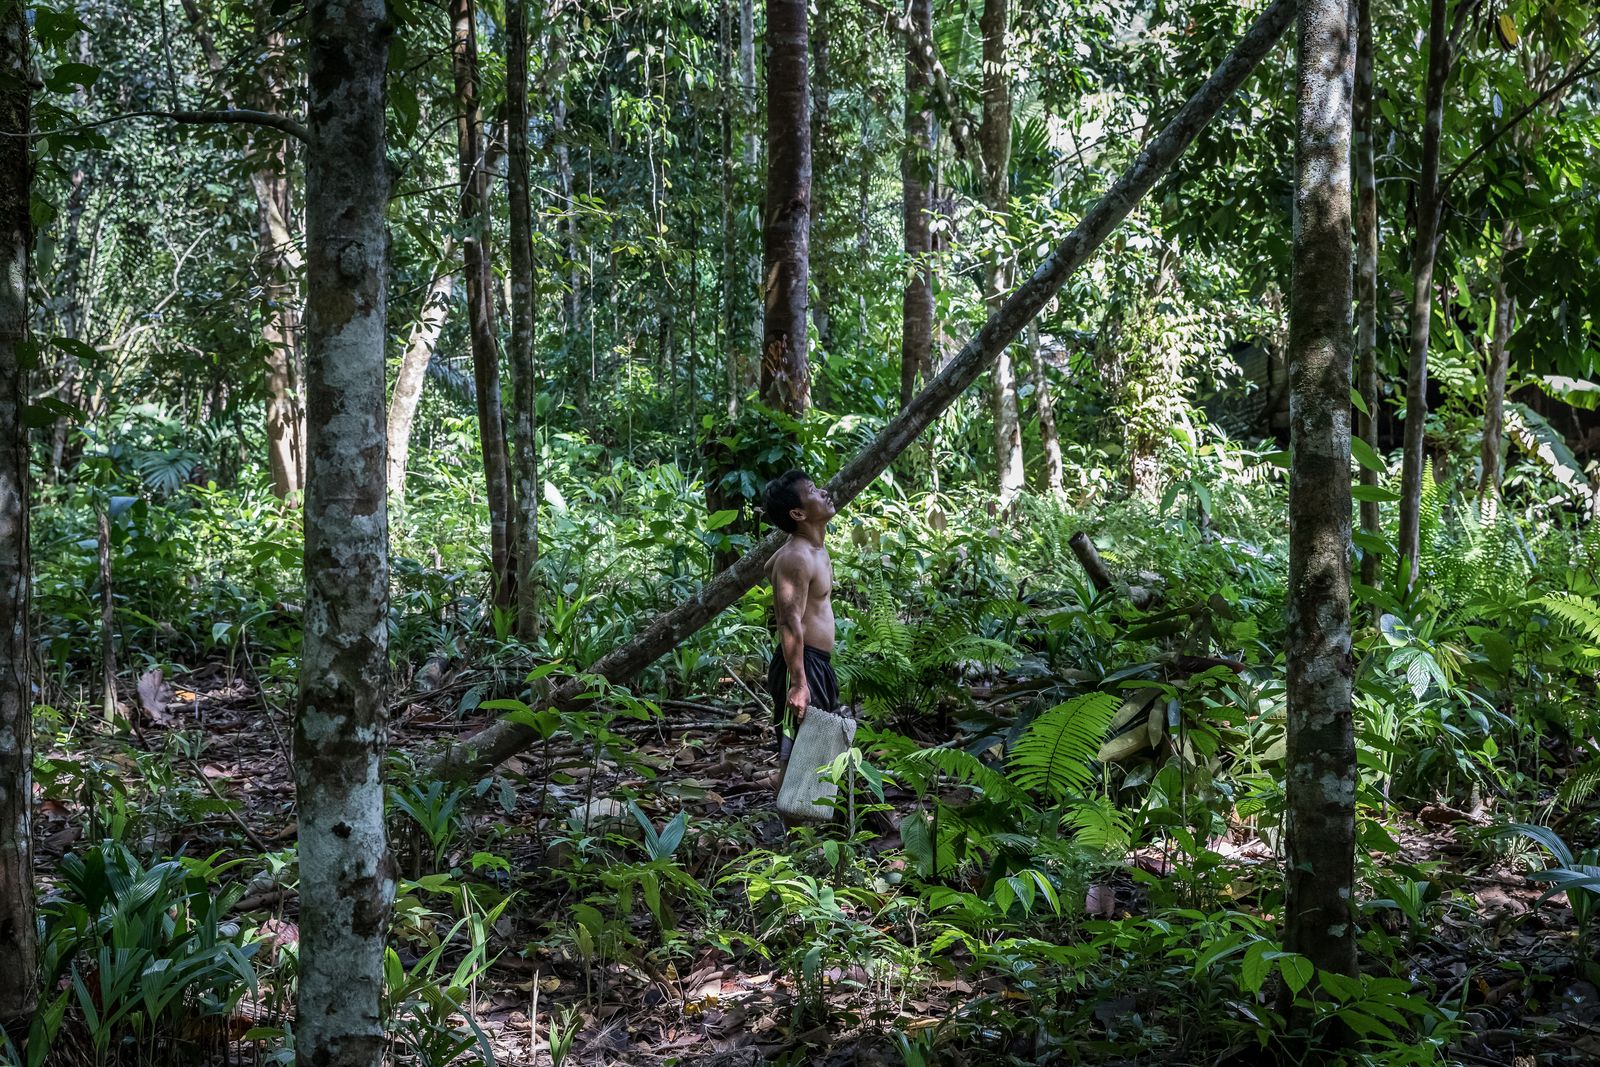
[430,0,1296,782]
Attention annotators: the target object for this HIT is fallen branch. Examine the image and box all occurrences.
[429,0,1296,782]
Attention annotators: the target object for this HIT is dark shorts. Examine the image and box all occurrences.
[766,645,840,760]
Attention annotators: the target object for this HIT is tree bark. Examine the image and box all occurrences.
[508,0,540,641]
[1284,0,1358,982]
[450,0,515,608]
[1479,224,1518,500]
[981,0,1023,505]
[387,256,455,498]
[0,2,36,1033]
[1030,323,1064,494]
[1353,0,1380,588]
[430,0,1295,783]
[900,0,934,410]
[1396,0,1452,589]
[297,0,392,1063]
[810,0,831,362]
[740,0,761,381]
[759,0,812,416]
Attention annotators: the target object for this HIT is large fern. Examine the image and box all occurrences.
[1540,592,1600,645]
[897,746,1027,804]
[1008,692,1121,800]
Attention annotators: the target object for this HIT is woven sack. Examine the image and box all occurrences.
[776,705,858,823]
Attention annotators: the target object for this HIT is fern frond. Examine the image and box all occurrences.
[898,747,1027,804]
[1063,796,1132,856]
[1540,593,1600,645]
[1560,757,1600,810]
[1008,692,1121,800]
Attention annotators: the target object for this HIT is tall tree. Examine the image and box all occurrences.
[1396,0,1454,588]
[1353,0,1381,587]
[740,0,761,381]
[720,0,741,414]
[450,0,515,606]
[507,0,540,640]
[1284,0,1358,981]
[759,0,812,415]
[980,0,1023,504]
[1479,223,1519,499]
[1029,322,1064,494]
[296,0,392,1061]
[0,0,36,1035]
[432,0,1298,781]
[900,0,934,409]
[810,0,831,361]
[386,254,455,498]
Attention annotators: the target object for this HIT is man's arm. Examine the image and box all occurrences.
[770,552,811,722]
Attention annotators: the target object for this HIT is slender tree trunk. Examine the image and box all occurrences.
[1479,223,1518,500]
[740,0,761,381]
[720,0,741,416]
[507,0,540,641]
[1397,0,1451,589]
[1284,0,1358,982]
[810,0,831,364]
[431,0,1296,782]
[1354,0,1381,587]
[450,0,515,607]
[387,256,455,498]
[981,0,1023,505]
[98,507,116,721]
[1030,322,1064,493]
[297,1,392,1063]
[253,13,306,501]
[900,0,934,409]
[759,0,811,415]
[0,3,36,1033]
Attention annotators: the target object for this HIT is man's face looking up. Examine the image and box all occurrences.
[789,479,837,529]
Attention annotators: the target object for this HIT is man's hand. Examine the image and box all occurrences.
[786,681,810,723]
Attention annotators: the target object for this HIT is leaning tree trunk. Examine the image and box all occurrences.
[1354,0,1381,588]
[386,254,455,498]
[507,0,540,641]
[296,0,392,1063]
[450,0,515,607]
[1284,0,1358,982]
[981,0,1023,505]
[759,0,812,416]
[431,0,1296,782]
[900,0,934,410]
[0,1,36,1035]
[1396,0,1451,589]
[1479,223,1518,500]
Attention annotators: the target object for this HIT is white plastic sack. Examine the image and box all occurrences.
[776,705,857,824]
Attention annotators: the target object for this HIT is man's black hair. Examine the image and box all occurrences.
[762,469,813,533]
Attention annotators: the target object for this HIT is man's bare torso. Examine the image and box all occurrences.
[766,536,835,652]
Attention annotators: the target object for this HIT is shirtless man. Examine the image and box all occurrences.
[761,470,840,791]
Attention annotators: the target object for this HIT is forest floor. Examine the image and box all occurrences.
[32,664,1600,1066]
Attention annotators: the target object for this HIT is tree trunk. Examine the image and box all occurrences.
[759,0,812,416]
[720,0,741,415]
[1479,224,1518,500]
[1030,322,1064,493]
[900,0,934,410]
[431,0,1295,782]
[450,0,515,608]
[1353,0,1380,588]
[810,0,831,364]
[98,506,116,721]
[1284,0,1358,982]
[507,0,540,641]
[1396,0,1451,589]
[297,0,392,1063]
[981,0,1023,505]
[0,3,36,1033]
[740,0,761,381]
[253,12,306,501]
[387,256,455,498]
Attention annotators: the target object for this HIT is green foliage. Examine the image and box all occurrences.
[1008,692,1121,801]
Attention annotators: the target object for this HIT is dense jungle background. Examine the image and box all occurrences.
[1,0,1600,1064]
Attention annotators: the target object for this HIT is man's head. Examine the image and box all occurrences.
[762,469,836,533]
